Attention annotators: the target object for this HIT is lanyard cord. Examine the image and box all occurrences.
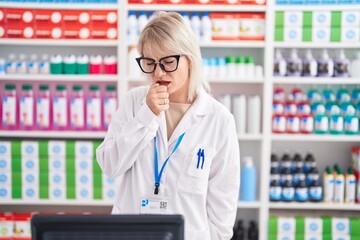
[154,132,185,195]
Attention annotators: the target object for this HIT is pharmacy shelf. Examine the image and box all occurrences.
[237,201,261,209]
[0,200,113,206]
[0,2,118,10]
[238,134,263,141]
[0,131,106,139]
[200,41,265,48]
[209,78,264,83]
[274,5,360,11]
[0,39,118,47]
[269,202,360,211]
[274,42,360,49]
[271,134,360,142]
[0,74,118,82]
[128,4,267,12]
[273,77,360,85]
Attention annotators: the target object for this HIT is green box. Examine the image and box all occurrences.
[275,27,284,42]
[275,11,284,27]
[322,217,332,234]
[296,216,305,235]
[351,218,360,235]
[302,27,312,42]
[331,11,342,28]
[331,27,341,42]
[303,11,313,27]
[268,216,278,235]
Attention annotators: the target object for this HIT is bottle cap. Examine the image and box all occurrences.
[90,55,103,64]
[22,84,32,91]
[5,84,16,91]
[106,85,116,91]
[56,85,66,91]
[89,85,99,91]
[39,85,49,91]
[104,55,117,64]
[76,54,89,64]
[73,85,82,91]
[242,156,254,167]
[64,54,76,64]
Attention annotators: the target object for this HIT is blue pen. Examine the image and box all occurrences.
[197,148,202,169]
[201,149,205,169]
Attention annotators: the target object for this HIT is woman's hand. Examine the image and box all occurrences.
[146,83,169,116]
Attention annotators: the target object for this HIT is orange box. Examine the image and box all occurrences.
[0,8,6,24]
[34,9,63,28]
[211,12,240,40]
[13,213,32,240]
[238,13,265,41]
[35,25,63,39]
[7,25,35,39]
[239,0,266,4]
[62,10,91,29]
[62,26,81,39]
[6,9,34,26]
[90,10,117,29]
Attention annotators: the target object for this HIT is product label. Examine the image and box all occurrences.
[70,98,84,128]
[295,187,308,201]
[330,116,344,132]
[269,186,282,201]
[272,115,286,133]
[20,97,34,126]
[53,97,67,127]
[309,186,323,201]
[2,96,16,126]
[286,116,300,133]
[86,98,101,128]
[282,187,295,201]
[104,98,117,127]
[315,116,329,132]
[36,98,50,127]
[344,117,358,133]
[300,117,314,133]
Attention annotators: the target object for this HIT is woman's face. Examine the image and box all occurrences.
[142,49,191,103]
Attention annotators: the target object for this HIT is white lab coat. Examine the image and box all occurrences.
[96,86,240,240]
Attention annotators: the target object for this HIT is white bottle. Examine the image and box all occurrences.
[128,46,141,78]
[127,11,138,45]
[247,95,261,134]
[232,94,246,134]
[28,54,39,74]
[16,54,27,74]
[137,12,148,35]
[302,49,317,77]
[39,54,50,74]
[190,13,201,41]
[181,12,191,27]
[201,12,212,43]
[350,51,360,78]
[273,49,286,76]
[317,49,334,77]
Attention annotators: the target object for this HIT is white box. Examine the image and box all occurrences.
[0,156,11,172]
[21,141,39,156]
[341,27,360,42]
[313,11,331,26]
[49,156,66,171]
[48,141,66,156]
[76,172,92,187]
[49,172,66,187]
[76,157,92,173]
[312,27,330,42]
[278,217,295,234]
[75,141,93,157]
[22,171,38,186]
[22,156,38,171]
[284,11,303,27]
[0,172,11,185]
[22,185,38,200]
[284,27,302,42]
[76,185,93,200]
[332,218,350,235]
[49,186,66,200]
[305,234,322,240]
[342,11,360,27]
[0,218,13,237]
[0,185,11,200]
[0,141,11,157]
[103,186,117,201]
[278,233,295,240]
[305,217,322,234]
[103,175,117,188]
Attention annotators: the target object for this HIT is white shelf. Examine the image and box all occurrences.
[0,2,118,10]
[0,131,106,139]
[209,78,264,83]
[237,201,261,209]
[0,200,113,206]
[0,74,118,82]
[0,39,118,47]
[274,42,360,49]
[200,41,265,48]
[238,134,263,141]
[274,5,360,11]
[269,202,360,211]
[128,4,267,12]
[271,134,360,142]
[273,77,360,85]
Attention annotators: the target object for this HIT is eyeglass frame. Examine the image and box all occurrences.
[135,55,183,74]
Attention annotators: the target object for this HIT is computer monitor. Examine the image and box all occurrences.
[31,214,184,240]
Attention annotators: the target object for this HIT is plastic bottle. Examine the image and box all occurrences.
[303,151,316,174]
[313,104,329,134]
[225,56,237,79]
[323,166,334,203]
[76,54,89,75]
[190,12,201,40]
[232,220,244,240]
[69,85,85,130]
[50,54,63,74]
[52,85,68,130]
[270,151,280,170]
[16,54,27,74]
[345,167,356,204]
[286,49,302,77]
[334,168,345,203]
[127,11,138,44]
[63,54,76,74]
[28,54,39,74]
[295,173,308,202]
[269,179,282,202]
[306,167,320,187]
[247,95,261,134]
[236,56,246,79]
[350,51,360,78]
[344,105,358,134]
[201,12,212,43]
[5,53,16,74]
[240,156,256,202]
[181,12,191,27]
[333,49,350,78]
[104,55,117,74]
[309,179,323,202]
[245,56,255,79]
[302,49,317,77]
[103,85,117,130]
[329,105,344,134]
[281,179,295,202]
[293,167,305,187]
[1,84,17,130]
[291,151,303,174]
[247,221,258,240]
[36,84,51,130]
[137,12,148,35]
[273,49,286,77]
[317,49,334,77]
[89,55,103,74]
[39,54,50,74]
[86,85,101,131]
[19,84,35,130]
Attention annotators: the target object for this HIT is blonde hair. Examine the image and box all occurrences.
[137,11,210,102]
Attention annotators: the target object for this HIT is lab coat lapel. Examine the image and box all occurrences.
[168,88,213,145]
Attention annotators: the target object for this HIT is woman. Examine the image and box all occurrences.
[96,11,240,240]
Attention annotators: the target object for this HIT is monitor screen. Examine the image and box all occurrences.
[31,214,184,240]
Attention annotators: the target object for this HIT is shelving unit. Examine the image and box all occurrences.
[1,1,360,239]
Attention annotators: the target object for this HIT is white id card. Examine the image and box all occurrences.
[140,195,170,214]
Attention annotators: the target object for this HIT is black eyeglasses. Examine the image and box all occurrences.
[135,55,182,74]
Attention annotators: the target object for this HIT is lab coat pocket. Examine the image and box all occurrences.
[177,145,215,195]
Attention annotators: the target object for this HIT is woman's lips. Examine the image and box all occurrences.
[157,80,171,87]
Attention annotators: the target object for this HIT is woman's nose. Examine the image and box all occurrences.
[154,63,166,77]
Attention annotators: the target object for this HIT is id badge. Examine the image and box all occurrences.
[140,194,170,214]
